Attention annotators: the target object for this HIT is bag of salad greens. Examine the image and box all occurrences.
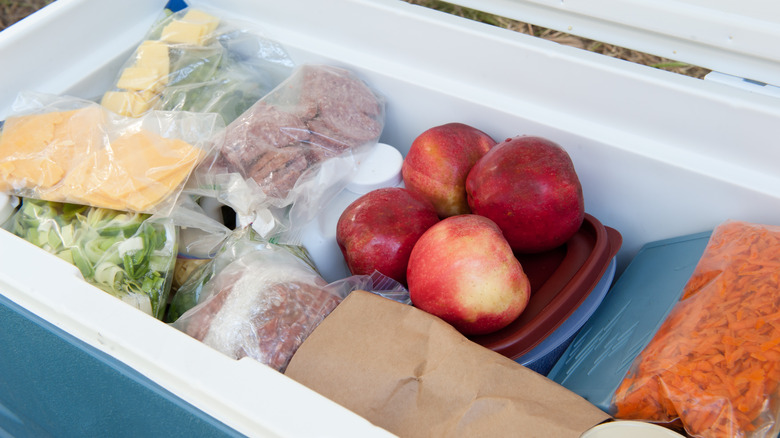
[5,198,177,319]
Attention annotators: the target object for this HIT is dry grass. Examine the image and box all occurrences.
[1,0,709,79]
[403,0,711,79]
[0,0,53,30]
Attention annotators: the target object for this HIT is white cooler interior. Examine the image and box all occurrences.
[1,0,779,436]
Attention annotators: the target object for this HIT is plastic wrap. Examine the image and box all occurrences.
[168,226,404,372]
[0,92,223,214]
[612,220,780,438]
[101,7,294,124]
[165,194,233,295]
[186,63,386,240]
[4,198,177,319]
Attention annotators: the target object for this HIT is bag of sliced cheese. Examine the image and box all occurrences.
[99,7,294,125]
[0,92,224,215]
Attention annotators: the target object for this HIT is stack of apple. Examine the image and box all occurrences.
[336,123,585,336]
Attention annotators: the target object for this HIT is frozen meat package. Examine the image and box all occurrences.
[168,226,403,372]
[186,63,386,239]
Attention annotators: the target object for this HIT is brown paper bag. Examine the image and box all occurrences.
[285,290,610,438]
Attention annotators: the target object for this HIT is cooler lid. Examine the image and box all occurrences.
[438,0,780,87]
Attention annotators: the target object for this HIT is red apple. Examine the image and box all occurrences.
[407,214,531,335]
[466,135,585,254]
[401,122,496,218]
[336,187,440,285]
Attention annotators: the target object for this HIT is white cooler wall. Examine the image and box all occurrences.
[191,0,780,269]
[4,0,779,267]
[445,0,780,86]
[0,0,169,116]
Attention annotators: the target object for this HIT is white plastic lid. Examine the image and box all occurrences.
[581,421,686,438]
[346,143,404,195]
[442,0,780,86]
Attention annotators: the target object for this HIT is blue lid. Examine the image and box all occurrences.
[546,231,712,412]
[517,257,617,375]
[165,0,188,12]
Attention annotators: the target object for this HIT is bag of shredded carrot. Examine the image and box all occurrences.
[612,220,780,438]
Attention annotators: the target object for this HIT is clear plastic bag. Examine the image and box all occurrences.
[168,226,404,372]
[100,7,294,124]
[186,63,386,240]
[612,220,780,438]
[0,92,223,214]
[5,198,177,319]
[165,194,233,295]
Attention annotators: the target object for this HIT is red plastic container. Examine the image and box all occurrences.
[469,213,622,359]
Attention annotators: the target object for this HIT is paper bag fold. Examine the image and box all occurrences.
[285,290,609,438]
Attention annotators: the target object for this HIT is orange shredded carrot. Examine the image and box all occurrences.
[612,221,780,438]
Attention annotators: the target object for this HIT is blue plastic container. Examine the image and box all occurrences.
[546,231,712,412]
[517,256,617,375]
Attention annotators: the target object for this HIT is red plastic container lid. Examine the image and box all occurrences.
[469,213,622,359]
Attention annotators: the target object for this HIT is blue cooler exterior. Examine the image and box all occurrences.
[0,293,242,438]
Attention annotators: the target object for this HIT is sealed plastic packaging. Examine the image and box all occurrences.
[168,226,402,372]
[0,92,223,214]
[186,63,386,239]
[612,220,780,438]
[164,194,234,297]
[4,198,177,319]
[0,194,18,228]
[100,7,295,124]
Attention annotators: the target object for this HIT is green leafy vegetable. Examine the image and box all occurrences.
[9,199,177,319]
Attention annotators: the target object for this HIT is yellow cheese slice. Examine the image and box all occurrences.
[60,106,107,148]
[161,10,220,46]
[1,105,202,212]
[112,131,202,185]
[161,20,210,45]
[136,40,170,78]
[116,66,167,92]
[0,162,15,191]
[137,40,169,58]
[101,91,133,116]
[0,107,102,190]
[101,91,160,117]
[181,9,220,35]
[44,145,108,206]
[52,130,202,211]
[0,111,62,188]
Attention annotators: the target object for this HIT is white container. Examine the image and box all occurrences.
[300,142,404,282]
[1,0,779,437]
[581,421,686,438]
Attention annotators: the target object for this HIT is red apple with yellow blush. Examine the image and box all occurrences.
[407,214,531,335]
[402,123,496,218]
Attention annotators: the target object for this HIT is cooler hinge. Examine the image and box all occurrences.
[704,72,780,98]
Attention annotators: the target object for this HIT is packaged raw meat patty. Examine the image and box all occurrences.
[187,64,385,240]
[168,226,381,372]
